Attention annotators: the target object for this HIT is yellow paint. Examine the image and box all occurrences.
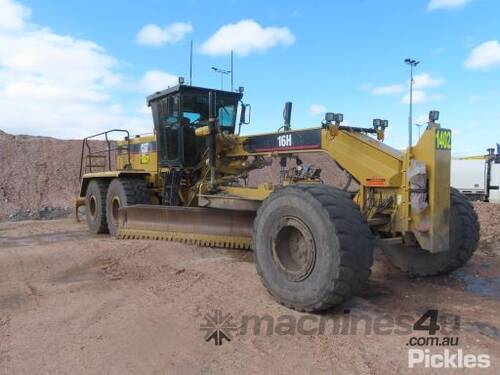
[221,185,274,200]
[410,127,451,252]
[195,126,210,137]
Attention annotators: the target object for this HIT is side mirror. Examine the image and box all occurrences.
[239,103,246,125]
[240,103,251,125]
[238,103,251,134]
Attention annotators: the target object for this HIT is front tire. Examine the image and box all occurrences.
[252,184,374,312]
[383,188,480,276]
[105,177,150,236]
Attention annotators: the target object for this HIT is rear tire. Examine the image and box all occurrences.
[106,177,150,236]
[85,179,109,234]
[383,188,480,276]
[252,184,374,312]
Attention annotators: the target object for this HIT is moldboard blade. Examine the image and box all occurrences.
[117,205,255,249]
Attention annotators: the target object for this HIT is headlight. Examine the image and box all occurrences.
[325,112,335,123]
[429,110,439,122]
[334,113,344,124]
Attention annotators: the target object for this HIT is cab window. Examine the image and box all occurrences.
[181,93,237,131]
[181,95,209,127]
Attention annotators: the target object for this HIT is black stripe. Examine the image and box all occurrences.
[244,129,321,153]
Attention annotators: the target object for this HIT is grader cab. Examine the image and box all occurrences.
[77,82,479,312]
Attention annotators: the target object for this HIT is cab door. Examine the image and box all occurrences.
[155,94,184,167]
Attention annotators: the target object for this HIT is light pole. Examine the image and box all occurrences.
[211,67,231,90]
[405,58,419,148]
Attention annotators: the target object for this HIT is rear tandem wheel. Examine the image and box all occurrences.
[85,179,109,234]
[105,177,150,236]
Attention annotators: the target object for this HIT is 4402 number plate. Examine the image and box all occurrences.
[435,129,452,150]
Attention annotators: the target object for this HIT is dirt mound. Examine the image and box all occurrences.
[473,201,500,247]
[0,131,83,220]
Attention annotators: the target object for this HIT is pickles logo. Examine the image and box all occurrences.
[200,310,238,346]
[408,349,490,369]
[435,129,452,150]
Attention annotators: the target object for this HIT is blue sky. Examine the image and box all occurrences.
[0,0,499,154]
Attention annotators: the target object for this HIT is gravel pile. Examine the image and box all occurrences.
[473,201,500,247]
[0,130,93,220]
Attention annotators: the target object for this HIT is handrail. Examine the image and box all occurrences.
[79,129,131,180]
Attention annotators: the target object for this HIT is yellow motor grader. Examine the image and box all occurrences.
[76,82,479,312]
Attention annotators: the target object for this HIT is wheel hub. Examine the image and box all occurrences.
[111,196,121,221]
[89,195,97,218]
[271,216,316,282]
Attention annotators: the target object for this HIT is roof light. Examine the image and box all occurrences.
[325,112,335,123]
[429,110,439,122]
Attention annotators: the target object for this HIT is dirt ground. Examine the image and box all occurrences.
[0,207,499,374]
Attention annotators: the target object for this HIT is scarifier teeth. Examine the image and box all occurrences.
[116,229,252,250]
